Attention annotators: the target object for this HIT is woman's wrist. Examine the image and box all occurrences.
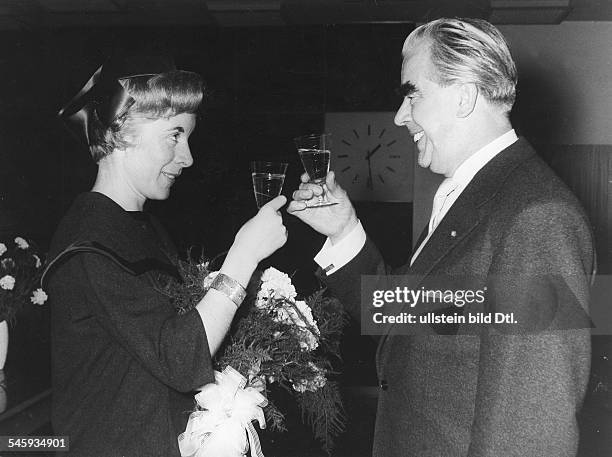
[219,245,258,288]
[208,273,247,308]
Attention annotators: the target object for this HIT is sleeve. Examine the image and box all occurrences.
[321,236,391,323]
[75,252,214,393]
[467,202,594,457]
[314,220,367,275]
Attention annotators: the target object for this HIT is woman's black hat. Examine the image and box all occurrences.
[58,54,176,145]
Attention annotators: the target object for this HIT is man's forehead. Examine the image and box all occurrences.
[400,57,420,84]
[401,46,432,81]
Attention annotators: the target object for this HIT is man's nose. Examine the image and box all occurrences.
[394,97,411,127]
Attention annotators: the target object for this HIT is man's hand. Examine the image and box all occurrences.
[287,171,358,244]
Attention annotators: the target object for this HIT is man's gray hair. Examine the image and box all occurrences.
[403,18,517,110]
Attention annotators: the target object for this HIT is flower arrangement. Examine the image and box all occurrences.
[0,237,48,323]
[164,256,347,456]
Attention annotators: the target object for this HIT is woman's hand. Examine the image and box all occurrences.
[221,196,288,287]
[234,195,288,263]
[201,196,287,353]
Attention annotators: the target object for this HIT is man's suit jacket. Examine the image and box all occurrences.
[324,138,594,457]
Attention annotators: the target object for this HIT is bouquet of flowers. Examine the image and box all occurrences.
[165,256,347,457]
[0,237,48,323]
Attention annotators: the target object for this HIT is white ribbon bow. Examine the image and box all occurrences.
[178,366,268,457]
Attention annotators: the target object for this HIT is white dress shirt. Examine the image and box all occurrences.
[314,129,518,275]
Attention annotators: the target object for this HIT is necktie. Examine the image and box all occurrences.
[428,178,458,234]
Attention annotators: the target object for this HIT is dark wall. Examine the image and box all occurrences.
[0,24,415,388]
[0,24,413,272]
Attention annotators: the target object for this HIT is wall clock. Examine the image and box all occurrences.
[324,112,414,202]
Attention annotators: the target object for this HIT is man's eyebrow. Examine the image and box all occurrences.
[396,81,418,97]
[169,127,185,133]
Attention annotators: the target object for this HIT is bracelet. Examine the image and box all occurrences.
[209,273,247,308]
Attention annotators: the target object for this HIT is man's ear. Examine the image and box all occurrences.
[457,83,478,118]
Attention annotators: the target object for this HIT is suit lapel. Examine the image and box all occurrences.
[374,203,481,374]
[375,138,537,372]
[409,137,535,277]
[410,200,480,278]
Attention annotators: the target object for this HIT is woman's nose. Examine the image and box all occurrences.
[177,144,194,168]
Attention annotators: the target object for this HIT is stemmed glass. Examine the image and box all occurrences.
[250,161,288,208]
[294,133,337,207]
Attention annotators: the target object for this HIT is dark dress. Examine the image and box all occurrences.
[47,192,214,457]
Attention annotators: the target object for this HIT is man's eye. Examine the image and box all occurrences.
[170,133,180,143]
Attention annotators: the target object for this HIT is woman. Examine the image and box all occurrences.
[46,54,287,457]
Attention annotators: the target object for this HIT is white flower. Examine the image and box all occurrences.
[297,328,319,352]
[30,288,48,305]
[0,275,15,290]
[273,300,320,351]
[202,271,219,289]
[260,266,291,285]
[33,254,42,268]
[292,363,327,393]
[255,293,273,309]
[294,300,318,329]
[256,267,296,308]
[14,237,29,249]
[0,243,6,256]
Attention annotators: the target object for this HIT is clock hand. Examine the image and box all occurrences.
[365,144,382,160]
[366,153,373,190]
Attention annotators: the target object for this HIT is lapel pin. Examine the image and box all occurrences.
[450,230,457,237]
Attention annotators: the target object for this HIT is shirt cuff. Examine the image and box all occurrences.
[314,221,367,276]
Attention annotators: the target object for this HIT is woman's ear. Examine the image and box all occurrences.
[457,82,478,118]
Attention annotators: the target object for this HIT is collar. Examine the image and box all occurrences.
[451,129,518,187]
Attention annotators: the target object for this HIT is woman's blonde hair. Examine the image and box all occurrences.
[88,70,204,162]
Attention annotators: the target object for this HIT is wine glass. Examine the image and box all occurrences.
[251,161,288,208]
[294,133,337,207]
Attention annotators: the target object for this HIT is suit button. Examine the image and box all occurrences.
[379,380,388,391]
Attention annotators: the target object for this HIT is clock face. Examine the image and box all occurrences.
[325,112,414,202]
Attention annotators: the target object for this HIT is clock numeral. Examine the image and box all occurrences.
[378,128,386,138]
[386,166,396,173]
[389,155,401,159]
[353,129,360,139]
[341,139,352,147]
[341,166,351,172]
[367,124,371,136]
[378,174,385,184]
[352,174,359,183]
[337,154,349,158]
[387,139,397,147]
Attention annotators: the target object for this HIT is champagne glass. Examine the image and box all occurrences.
[294,133,337,207]
[251,161,288,208]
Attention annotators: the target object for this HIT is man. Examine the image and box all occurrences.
[289,18,594,457]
